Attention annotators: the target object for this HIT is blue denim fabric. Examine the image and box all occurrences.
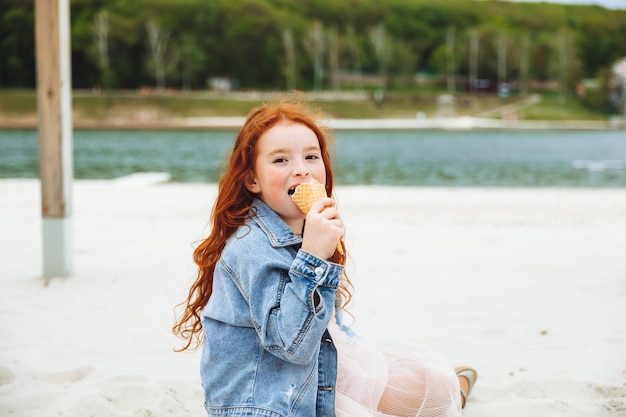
[201,199,344,417]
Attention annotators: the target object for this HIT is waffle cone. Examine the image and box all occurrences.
[290,179,344,255]
[291,179,328,214]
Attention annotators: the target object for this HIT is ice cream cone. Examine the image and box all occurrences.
[290,179,344,255]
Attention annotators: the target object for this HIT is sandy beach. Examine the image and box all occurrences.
[1,178,625,416]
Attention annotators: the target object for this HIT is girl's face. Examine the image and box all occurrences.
[247,121,327,233]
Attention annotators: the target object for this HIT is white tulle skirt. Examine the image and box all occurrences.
[328,320,462,417]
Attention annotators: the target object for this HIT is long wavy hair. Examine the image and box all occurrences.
[173,100,351,351]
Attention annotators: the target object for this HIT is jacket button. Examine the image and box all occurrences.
[314,266,324,276]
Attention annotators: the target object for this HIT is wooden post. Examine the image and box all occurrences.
[35,0,73,278]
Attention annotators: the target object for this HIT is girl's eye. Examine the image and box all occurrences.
[306,154,320,160]
[273,157,286,163]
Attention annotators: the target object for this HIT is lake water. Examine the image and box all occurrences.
[1,129,625,187]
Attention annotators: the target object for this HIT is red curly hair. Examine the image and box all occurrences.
[173,100,351,351]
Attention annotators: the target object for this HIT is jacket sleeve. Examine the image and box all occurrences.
[219,247,343,365]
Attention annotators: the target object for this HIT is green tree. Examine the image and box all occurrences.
[2,0,625,99]
[0,1,35,87]
[220,0,284,88]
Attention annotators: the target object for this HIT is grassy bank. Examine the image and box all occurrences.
[0,89,610,127]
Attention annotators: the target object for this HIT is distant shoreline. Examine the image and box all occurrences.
[1,116,624,131]
[3,90,622,130]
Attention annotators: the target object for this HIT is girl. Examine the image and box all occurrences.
[173,101,477,417]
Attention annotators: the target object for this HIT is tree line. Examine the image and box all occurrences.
[1,0,625,101]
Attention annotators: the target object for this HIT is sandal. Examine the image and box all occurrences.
[455,366,478,409]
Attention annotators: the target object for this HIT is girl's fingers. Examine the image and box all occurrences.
[309,197,334,213]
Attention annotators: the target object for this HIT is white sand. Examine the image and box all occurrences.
[1,178,625,417]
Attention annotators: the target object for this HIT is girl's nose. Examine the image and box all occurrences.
[292,159,310,177]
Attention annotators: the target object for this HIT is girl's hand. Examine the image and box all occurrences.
[301,197,344,260]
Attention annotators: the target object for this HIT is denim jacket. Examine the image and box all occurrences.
[201,198,344,417]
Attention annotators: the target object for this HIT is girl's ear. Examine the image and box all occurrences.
[244,174,261,194]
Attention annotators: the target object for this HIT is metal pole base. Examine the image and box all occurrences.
[42,216,73,278]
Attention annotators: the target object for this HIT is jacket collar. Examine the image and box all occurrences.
[249,198,303,248]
